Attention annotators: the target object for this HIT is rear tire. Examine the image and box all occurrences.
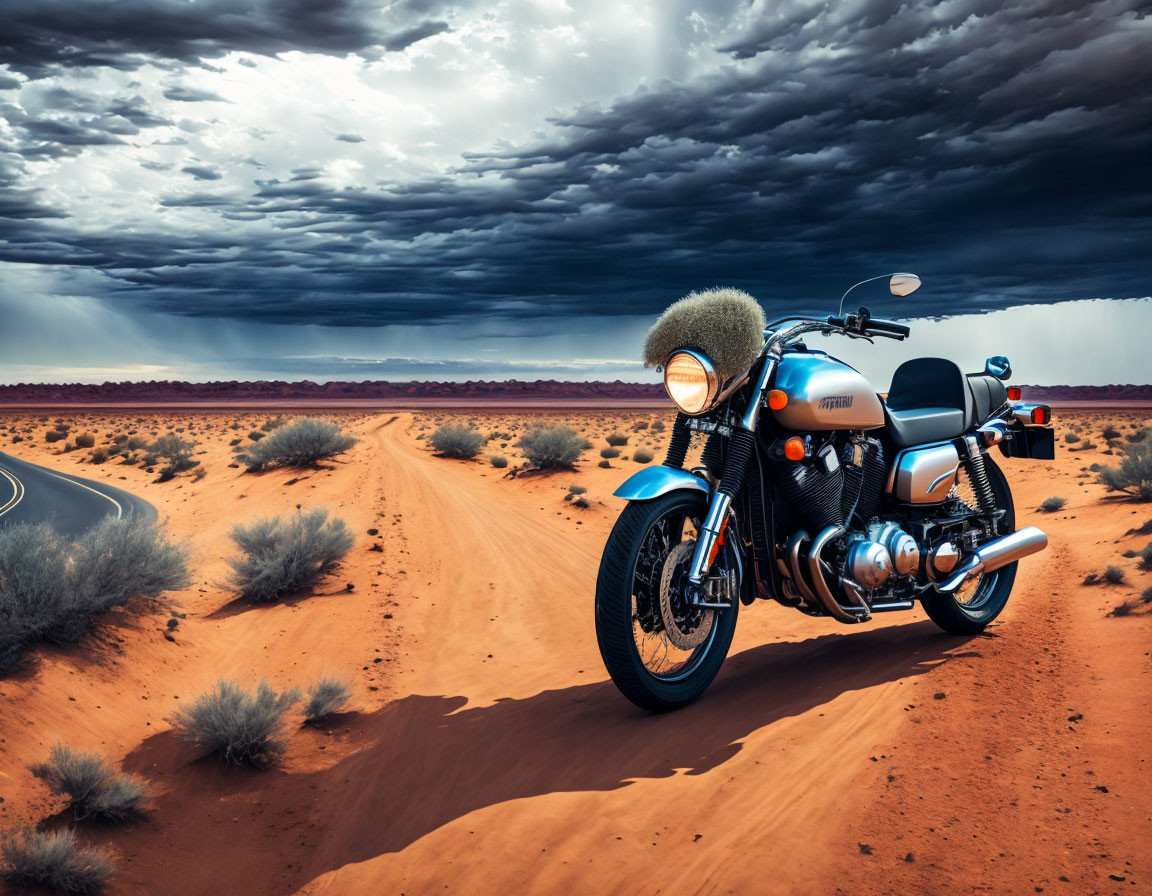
[921,456,1017,635]
[595,491,739,712]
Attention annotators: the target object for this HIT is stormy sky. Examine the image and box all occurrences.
[0,0,1150,385]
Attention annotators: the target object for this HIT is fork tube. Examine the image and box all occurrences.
[687,355,778,585]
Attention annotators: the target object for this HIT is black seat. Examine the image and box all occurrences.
[966,372,1008,424]
[884,358,970,448]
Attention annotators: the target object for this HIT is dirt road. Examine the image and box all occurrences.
[1,410,1148,895]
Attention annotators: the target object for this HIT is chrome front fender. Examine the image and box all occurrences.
[613,466,711,501]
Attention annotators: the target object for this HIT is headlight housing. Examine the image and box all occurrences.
[664,349,720,415]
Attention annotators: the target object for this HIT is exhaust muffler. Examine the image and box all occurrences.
[936,526,1048,593]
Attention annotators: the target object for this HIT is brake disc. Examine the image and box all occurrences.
[659,540,714,651]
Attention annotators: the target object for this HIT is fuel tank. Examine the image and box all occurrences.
[770,353,885,431]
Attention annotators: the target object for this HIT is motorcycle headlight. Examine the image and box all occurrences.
[664,350,720,415]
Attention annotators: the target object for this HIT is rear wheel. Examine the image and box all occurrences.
[921,456,1017,635]
[595,491,739,712]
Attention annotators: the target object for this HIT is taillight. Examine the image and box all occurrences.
[1007,386,1022,401]
[1031,406,1050,425]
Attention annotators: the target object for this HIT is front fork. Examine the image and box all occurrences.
[686,353,779,597]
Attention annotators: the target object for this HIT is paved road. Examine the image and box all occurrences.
[0,450,156,536]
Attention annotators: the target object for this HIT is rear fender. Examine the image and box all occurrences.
[613,466,711,501]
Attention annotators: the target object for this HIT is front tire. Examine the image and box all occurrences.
[921,456,1017,635]
[595,491,739,712]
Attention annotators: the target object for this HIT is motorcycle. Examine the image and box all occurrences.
[595,274,1054,711]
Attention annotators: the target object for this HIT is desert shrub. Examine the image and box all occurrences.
[633,449,654,464]
[488,455,508,468]
[45,430,65,443]
[572,496,590,508]
[598,459,611,468]
[1137,543,1152,570]
[1102,424,1121,440]
[304,677,351,723]
[227,508,353,602]
[74,433,95,448]
[1127,428,1148,443]
[170,679,300,766]
[568,485,587,495]
[517,427,585,469]
[430,424,483,459]
[1,828,113,894]
[1142,587,1152,605]
[242,418,357,472]
[89,448,107,465]
[1110,600,1134,617]
[0,519,189,671]
[248,431,265,441]
[148,434,198,475]
[1038,497,1066,513]
[261,416,286,432]
[1104,565,1125,584]
[632,420,649,431]
[30,744,148,820]
[1064,433,1080,444]
[651,420,666,432]
[1097,440,1152,500]
[600,447,620,459]
[605,433,629,447]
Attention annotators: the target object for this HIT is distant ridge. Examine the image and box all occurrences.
[0,379,667,404]
[0,380,1147,405]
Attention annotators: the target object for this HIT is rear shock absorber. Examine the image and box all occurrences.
[964,438,997,513]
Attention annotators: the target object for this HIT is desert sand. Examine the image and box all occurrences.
[0,407,1149,895]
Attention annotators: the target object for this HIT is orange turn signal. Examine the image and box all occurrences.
[783,437,806,461]
[1007,386,1022,401]
[767,389,789,411]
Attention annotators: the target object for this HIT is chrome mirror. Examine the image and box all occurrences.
[985,355,1012,380]
[889,273,921,297]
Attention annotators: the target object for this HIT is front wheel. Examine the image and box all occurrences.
[595,491,739,712]
[921,455,1017,635]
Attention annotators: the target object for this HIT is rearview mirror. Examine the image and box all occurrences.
[985,356,1012,380]
[889,273,921,297]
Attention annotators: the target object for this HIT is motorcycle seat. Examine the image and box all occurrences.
[884,357,971,447]
[884,405,966,447]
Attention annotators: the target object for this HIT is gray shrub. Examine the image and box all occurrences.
[170,679,301,766]
[30,744,149,821]
[304,677,352,723]
[517,427,585,469]
[1098,440,1152,500]
[228,509,354,602]
[241,418,357,472]
[1,828,113,894]
[430,424,483,459]
[0,519,189,672]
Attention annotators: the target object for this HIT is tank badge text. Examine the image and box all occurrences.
[818,395,854,410]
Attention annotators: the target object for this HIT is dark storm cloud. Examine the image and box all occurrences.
[0,0,452,78]
[162,85,227,103]
[1,0,1149,332]
[181,165,223,181]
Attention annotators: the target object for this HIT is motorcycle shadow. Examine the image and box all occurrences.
[119,620,971,893]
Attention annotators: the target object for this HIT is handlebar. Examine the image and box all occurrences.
[866,318,910,338]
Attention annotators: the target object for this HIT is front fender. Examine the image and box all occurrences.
[613,466,711,501]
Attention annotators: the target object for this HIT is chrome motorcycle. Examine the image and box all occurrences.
[595,274,1054,712]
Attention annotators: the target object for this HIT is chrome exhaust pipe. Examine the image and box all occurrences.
[936,526,1048,593]
[807,525,867,625]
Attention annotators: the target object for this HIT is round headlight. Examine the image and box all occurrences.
[664,350,719,415]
